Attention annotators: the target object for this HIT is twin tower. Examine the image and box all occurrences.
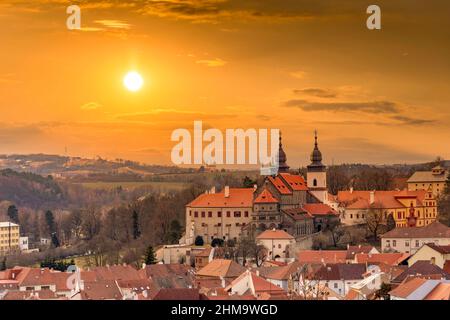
[278,131,328,203]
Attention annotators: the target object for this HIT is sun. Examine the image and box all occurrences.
[123,71,144,92]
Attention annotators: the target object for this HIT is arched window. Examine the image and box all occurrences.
[313,179,318,187]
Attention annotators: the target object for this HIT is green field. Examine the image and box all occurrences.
[77,181,189,192]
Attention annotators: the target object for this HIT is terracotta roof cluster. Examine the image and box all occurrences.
[225,270,286,297]
[381,221,450,239]
[151,288,203,300]
[187,188,254,208]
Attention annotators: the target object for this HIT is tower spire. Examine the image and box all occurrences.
[277,131,289,173]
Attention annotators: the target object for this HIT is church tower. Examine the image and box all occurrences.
[278,132,290,173]
[307,131,328,203]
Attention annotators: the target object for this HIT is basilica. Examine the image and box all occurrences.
[249,132,339,238]
[184,133,339,245]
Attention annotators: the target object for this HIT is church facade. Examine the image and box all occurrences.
[249,133,339,238]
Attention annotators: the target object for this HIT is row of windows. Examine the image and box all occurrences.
[190,210,249,218]
[0,227,19,232]
[0,239,18,244]
[201,222,247,227]
[385,239,439,247]
[0,233,19,238]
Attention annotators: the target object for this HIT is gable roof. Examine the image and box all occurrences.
[196,259,246,279]
[337,190,430,210]
[389,277,428,298]
[424,243,450,254]
[297,250,347,264]
[424,282,450,300]
[278,173,308,191]
[381,221,450,239]
[261,261,302,280]
[254,188,279,204]
[346,245,377,259]
[256,229,294,240]
[142,264,194,289]
[393,260,450,283]
[282,208,313,221]
[187,188,254,208]
[268,176,292,195]
[312,263,366,281]
[408,171,448,183]
[151,288,202,300]
[301,203,338,216]
[355,253,410,266]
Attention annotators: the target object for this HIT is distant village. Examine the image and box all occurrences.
[1,134,449,300]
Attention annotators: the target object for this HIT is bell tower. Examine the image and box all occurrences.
[307,131,328,203]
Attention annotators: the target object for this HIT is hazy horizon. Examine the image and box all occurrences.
[1,0,449,166]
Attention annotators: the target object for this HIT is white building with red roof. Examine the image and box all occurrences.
[185,186,255,244]
[256,229,296,259]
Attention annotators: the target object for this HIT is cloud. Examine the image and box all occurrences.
[293,88,337,98]
[196,58,227,67]
[328,137,432,164]
[284,100,399,114]
[115,108,237,122]
[289,71,307,79]
[94,20,132,29]
[81,102,103,110]
[389,115,436,126]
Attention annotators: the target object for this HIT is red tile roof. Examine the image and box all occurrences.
[254,188,279,204]
[337,190,430,209]
[278,173,308,191]
[425,243,450,254]
[301,203,338,216]
[187,188,254,208]
[389,277,427,298]
[196,259,246,279]
[256,229,295,240]
[297,250,347,264]
[381,221,450,239]
[312,263,366,281]
[268,176,292,195]
[151,288,202,300]
[355,253,410,266]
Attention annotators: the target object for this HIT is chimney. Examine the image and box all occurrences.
[210,186,216,194]
[350,187,353,194]
[253,184,258,191]
[224,186,230,198]
[220,276,226,288]
[370,191,375,205]
[256,270,260,277]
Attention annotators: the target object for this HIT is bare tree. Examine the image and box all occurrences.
[290,264,329,300]
[365,207,384,240]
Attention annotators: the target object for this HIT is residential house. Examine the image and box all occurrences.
[306,263,367,296]
[408,244,450,269]
[256,229,296,260]
[381,221,450,254]
[0,222,20,254]
[389,277,450,300]
[407,165,449,198]
[391,260,450,285]
[185,186,254,245]
[225,270,286,298]
[336,189,438,227]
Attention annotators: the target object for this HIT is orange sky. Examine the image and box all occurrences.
[0,0,449,166]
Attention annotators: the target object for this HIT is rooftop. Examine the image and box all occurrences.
[187,188,254,208]
[381,221,450,239]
